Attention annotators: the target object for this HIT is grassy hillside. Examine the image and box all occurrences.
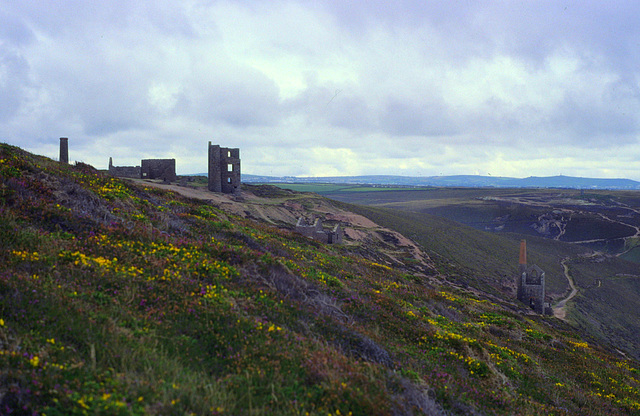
[330,202,586,297]
[564,255,640,359]
[321,187,640,362]
[2,143,640,415]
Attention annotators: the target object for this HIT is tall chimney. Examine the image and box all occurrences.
[519,239,527,273]
[59,137,68,164]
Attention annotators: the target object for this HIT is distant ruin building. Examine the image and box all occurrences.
[141,159,177,183]
[59,137,68,164]
[108,157,141,179]
[516,240,551,315]
[295,217,343,244]
[108,158,175,182]
[208,142,240,193]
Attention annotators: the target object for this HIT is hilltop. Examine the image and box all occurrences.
[1,143,640,415]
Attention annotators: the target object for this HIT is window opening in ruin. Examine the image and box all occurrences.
[227,178,232,183]
[228,164,233,172]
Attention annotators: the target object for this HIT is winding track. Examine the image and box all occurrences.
[553,257,578,321]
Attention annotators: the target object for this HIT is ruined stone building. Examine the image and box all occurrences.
[108,157,141,179]
[208,142,241,193]
[141,159,176,182]
[295,217,343,244]
[59,137,68,164]
[108,158,176,182]
[516,240,550,315]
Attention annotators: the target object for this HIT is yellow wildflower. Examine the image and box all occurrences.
[30,355,40,367]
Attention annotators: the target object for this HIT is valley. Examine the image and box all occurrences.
[302,185,640,259]
[296,185,640,363]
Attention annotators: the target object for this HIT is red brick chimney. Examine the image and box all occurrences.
[519,239,527,272]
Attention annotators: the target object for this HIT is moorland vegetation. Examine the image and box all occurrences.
[1,143,640,415]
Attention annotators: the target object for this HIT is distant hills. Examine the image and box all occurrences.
[240,173,640,190]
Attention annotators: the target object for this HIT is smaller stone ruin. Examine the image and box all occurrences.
[141,159,176,183]
[108,157,141,179]
[295,217,343,244]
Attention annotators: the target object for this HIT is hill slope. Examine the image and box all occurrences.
[320,187,640,364]
[2,143,640,415]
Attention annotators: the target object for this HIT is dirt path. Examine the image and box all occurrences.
[553,257,578,321]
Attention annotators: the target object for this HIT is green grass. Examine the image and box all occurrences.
[2,143,640,415]
[265,183,417,194]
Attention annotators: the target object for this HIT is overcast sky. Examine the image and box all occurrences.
[3,1,640,179]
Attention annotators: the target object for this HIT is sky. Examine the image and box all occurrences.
[2,1,640,179]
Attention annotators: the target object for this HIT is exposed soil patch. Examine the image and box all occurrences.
[132,180,435,272]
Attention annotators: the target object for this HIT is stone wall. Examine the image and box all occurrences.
[108,157,141,179]
[141,159,176,182]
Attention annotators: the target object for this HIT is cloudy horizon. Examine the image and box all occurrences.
[3,1,640,179]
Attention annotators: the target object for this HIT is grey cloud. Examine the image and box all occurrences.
[1,1,204,140]
[6,1,131,37]
[7,1,199,41]
[283,82,374,131]
[0,49,30,122]
[551,94,639,145]
[380,97,457,137]
[323,1,640,69]
[0,9,35,122]
[179,67,282,128]
[324,93,373,130]
[38,57,150,136]
[143,3,199,38]
[0,9,34,46]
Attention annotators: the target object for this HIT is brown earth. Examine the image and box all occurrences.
[130,180,436,275]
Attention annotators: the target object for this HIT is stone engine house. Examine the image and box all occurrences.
[516,240,551,315]
[208,142,241,193]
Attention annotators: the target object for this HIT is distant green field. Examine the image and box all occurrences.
[264,183,416,193]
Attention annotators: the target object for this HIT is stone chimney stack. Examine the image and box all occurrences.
[59,137,68,164]
[519,239,527,273]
